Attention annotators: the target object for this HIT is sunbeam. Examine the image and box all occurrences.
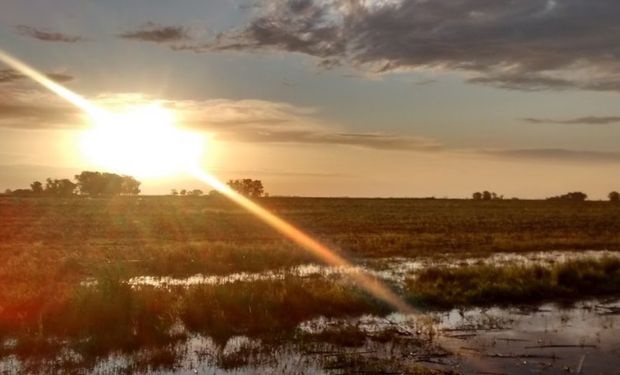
[0,48,414,314]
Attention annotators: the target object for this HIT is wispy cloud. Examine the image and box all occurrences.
[522,116,620,125]
[484,148,620,163]
[176,0,620,92]
[0,91,440,151]
[2,90,617,163]
[0,88,82,129]
[119,23,190,43]
[15,25,85,43]
[0,69,73,84]
[173,98,442,151]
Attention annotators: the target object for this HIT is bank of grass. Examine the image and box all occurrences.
[179,276,390,343]
[0,274,389,360]
[407,257,620,307]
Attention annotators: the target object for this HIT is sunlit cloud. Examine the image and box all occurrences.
[0,88,82,129]
[0,90,438,150]
[2,89,619,164]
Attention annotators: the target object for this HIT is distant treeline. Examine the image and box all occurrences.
[3,171,141,197]
[170,179,266,199]
[472,190,620,202]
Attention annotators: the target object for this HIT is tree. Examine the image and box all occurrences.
[187,189,203,197]
[547,192,588,202]
[208,189,223,198]
[45,178,76,197]
[227,179,265,198]
[171,189,179,196]
[180,189,187,196]
[609,191,620,202]
[30,181,43,194]
[121,176,141,195]
[74,171,141,196]
[472,192,482,200]
[482,191,492,201]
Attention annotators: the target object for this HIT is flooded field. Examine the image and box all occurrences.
[3,296,619,374]
[2,197,620,374]
[3,250,620,374]
[126,250,620,289]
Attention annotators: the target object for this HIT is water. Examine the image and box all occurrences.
[7,250,620,374]
[3,298,620,374]
[125,250,620,289]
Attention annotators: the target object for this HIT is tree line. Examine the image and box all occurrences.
[472,190,620,202]
[170,179,266,199]
[4,171,141,197]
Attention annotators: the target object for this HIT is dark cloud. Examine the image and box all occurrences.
[469,73,620,92]
[486,148,620,163]
[196,0,620,92]
[0,69,74,84]
[15,25,85,43]
[522,116,620,125]
[119,23,190,43]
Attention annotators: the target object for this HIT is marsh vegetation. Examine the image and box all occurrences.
[1,196,620,373]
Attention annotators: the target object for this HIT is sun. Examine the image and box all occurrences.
[80,103,205,178]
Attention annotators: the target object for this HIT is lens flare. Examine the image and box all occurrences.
[0,49,413,313]
[0,50,104,118]
[0,47,502,373]
[187,165,415,313]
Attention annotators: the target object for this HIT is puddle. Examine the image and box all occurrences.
[300,297,620,374]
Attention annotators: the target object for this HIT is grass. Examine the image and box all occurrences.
[178,276,389,342]
[407,257,620,307]
[0,274,388,360]
[1,196,620,371]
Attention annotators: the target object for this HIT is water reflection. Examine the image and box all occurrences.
[125,250,620,289]
[3,298,620,374]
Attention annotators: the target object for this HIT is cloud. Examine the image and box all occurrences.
[0,88,82,129]
[15,25,85,43]
[522,116,620,125]
[0,91,440,151]
[485,148,620,163]
[185,0,620,92]
[119,23,190,43]
[0,69,74,84]
[173,98,442,151]
[2,91,616,162]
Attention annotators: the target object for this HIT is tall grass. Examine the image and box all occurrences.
[179,276,389,343]
[407,257,620,307]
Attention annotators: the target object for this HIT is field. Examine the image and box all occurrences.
[1,196,620,374]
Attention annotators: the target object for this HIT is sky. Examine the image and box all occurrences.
[0,0,619,198]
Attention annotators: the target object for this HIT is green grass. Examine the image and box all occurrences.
[407,257,620,307]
